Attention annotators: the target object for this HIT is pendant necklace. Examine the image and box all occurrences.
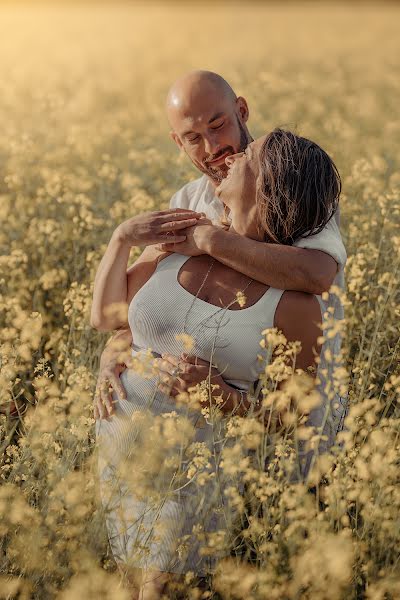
[183,257,254,336]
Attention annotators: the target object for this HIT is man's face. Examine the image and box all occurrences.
[169,92,251,185]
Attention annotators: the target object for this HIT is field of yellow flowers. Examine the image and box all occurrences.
[0,2,399,599]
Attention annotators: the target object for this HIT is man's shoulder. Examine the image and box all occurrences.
[179,174,210,198]
[293,208,347,268]
[170,175,213,209]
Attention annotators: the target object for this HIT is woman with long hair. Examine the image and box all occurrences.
[92,128,345,599]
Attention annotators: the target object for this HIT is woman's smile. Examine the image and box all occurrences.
[215,162,235,196]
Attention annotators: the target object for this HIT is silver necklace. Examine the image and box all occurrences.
[182,258,254,335]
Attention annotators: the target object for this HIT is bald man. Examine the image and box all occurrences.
[94,70,346,422]
[163,71,345,280]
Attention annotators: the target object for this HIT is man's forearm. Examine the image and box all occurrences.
[200,227,337,294]
[210,379,275,425]
[205,377,252,418]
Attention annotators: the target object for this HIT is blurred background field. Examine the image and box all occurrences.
[0,2,399,599]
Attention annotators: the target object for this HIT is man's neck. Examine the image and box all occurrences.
[207,176,219,190]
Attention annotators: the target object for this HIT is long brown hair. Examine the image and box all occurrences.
[257,128,341,245]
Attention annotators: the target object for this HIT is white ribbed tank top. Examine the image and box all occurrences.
[129,252,285,391]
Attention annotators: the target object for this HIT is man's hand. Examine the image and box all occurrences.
[94,361,127,420]
[116,209,204,248]
[93,331,132,419]
[156,353,222,397]
[158,220,214,256]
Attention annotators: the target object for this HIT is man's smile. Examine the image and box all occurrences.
[206,151,231,167]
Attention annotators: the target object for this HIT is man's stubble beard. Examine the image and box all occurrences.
[209,118,251,184]
[191,117,252,185]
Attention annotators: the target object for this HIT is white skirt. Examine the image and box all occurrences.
[96,365,240,576]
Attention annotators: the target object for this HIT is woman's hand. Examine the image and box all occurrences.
[156,353,223,398]
[116,209,205,248]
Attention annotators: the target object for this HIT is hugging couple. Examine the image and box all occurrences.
[91,70,348,598]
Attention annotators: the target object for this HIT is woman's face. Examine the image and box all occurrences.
[215,134,267,239]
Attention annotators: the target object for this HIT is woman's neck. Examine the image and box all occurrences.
[229,222,264,242]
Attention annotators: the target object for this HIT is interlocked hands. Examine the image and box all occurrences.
[156,353,223,397]
[116,208,207,247]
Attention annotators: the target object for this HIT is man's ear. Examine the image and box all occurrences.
[170,130,183,150]
[236,97,249,124]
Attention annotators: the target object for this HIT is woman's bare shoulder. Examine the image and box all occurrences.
[127,245,170,272]
[274,291,323,371]
[126,246,172,303]
[274,291,322,343]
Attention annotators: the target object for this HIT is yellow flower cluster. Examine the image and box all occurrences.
[0,2,399,598]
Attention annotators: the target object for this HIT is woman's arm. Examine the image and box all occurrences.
[274,290,322,372]
[90,209,202,331]
[91,243,171,331]
[90,228,132,331]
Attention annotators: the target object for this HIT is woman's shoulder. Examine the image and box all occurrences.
[275,291,322,341]
[126,247,174,305]
[274,291,323,371]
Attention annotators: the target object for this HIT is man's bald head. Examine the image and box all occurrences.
[166,70,251,185]
[166,70,237,122]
